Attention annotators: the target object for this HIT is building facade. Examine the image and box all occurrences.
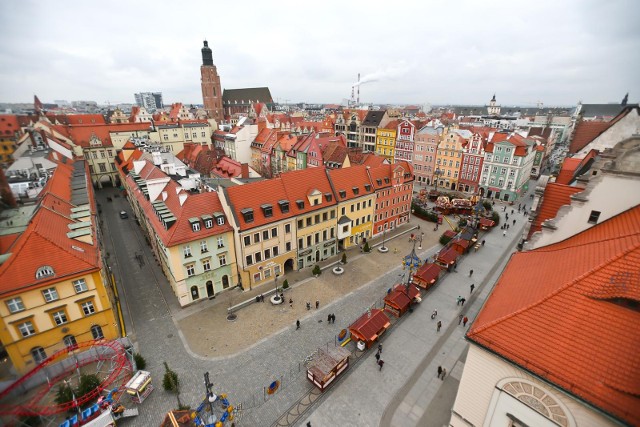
[200,41,223,123]
[370,162,414,236]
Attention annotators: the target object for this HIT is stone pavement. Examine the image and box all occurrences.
[300,192,533,427]
[97,186,453,427]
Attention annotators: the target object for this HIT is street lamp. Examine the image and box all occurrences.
[204,372,215,424]
[418,232,424,250]
[274,274,280,301]
[381,228,387,251]
[433,168,443,192]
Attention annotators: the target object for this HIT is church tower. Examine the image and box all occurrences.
[487,94,501,116]
[200,40,223,123]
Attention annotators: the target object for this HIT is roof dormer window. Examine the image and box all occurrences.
[36,265,55,280]
[364,184,371,191]
[278,200,290,213]
[262,204,273,218]
[339,190,346,198]
[241,208,254,223]
[376,179,382,185]
[296,200,305,209]
[325,193,332,202]
[352,187,359,195]
[384,178,390,184]
[189,218,201,232]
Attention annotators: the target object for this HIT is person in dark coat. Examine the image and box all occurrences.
[296,320,300,330]
[437,366,442,378]
[378,359,384,371]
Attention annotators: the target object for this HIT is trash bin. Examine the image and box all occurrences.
[357,341,366,351]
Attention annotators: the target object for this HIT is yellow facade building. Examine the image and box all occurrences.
[376,123,397,163]
[435,128,465,191]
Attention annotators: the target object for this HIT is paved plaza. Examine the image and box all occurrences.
[97,185,532,426]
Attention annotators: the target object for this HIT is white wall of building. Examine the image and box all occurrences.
[577,108,640,157]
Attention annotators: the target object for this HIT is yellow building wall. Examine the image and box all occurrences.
[376,128,396,163]
[0,270,118,374]
[435,130,464,189]
[337,194,375,248]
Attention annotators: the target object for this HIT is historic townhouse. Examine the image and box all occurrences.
[119,156,238,306]
[479,133,536,201]
[369,162,414,236]
[0,115,22,165]
[335,110,367,149]
[434,128,467,191]
[458,130,487,193]
[375,121,397,163]
[414,125,441,185]
[0,161,119,374]
[221,177,298,290]
[360,110,389,152]
[289,132,345,171]
[327,165,376,249]
[393,119,417,163]
[282,168,338,269]
[250,128,280,176]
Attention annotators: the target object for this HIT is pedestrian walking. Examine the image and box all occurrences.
[503,230,507,237]
[511,209,514,215]
[315,300,319,309]
[456,295,461,306]
[481,239,485,246]
[378,343,383,354]
[437,320,442,332]
[507,224,510,230]
[306,301,311,310]
[307,422,312,427]
[290,298,293,309]
[461,298,466,306]
[375,352,380,362]
[332,313,336,324]
[441,368,447,380]
[470,283,475,293]
[438,366,442,378]
[458,314,463,324]
[378,359,384,371]
[513,219,516,225]
[506,214,509,220]
[328,314,332,323]
[463,316,468,326]
[296,319,300,330]
[469,269,474,277]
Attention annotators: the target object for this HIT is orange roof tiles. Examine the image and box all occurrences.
[326,165,374,202]
[555,158,582,185]
[468,205,640,426]
[569,121,611,154]
[349,308,390,341]
[527,183,583,238]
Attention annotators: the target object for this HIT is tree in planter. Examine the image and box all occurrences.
[341,252,347,264]
[363,242,371,253]
[77,374,101,398]
[162,362,182,408]
[54,382,74,407]
[282,279,289,290]
[312,265,321,276]
[134,352,146,370]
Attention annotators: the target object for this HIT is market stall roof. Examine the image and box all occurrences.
[307,346,352,378]
[452,238,470,249]
[393,283,421,300]
[479,217,496,227]
[349,309,390,341]
[437,247,460,265]
[384,288,412,310]
[443,230,457,239]
[414,262,444,286]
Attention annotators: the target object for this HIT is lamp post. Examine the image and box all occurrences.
[274,273,280,301]
[381,228,387,251]
[418,232,424,250]
[204,372,215,423]
[402,239,421,291]
[433,168,443,192]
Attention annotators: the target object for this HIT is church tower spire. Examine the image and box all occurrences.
[200,40,223,122]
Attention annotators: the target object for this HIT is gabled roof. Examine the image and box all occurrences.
[384,288,411,310]
[0,114,20,136]
[349,308,390,340]
[223,87,273,104]
[413,263,443,286]
[326,165,374,202]
[468,205,640,426]
[362,110,386,127]
[569,121,612,153]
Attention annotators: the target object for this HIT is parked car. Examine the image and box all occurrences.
[119,211,128,219]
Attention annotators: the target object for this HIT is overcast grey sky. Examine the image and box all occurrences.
[1,0,638,107]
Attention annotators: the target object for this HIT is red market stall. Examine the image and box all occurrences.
[413,263,445,290]
[442,230,457,240]
[451,238,470,255]
[436,247,459,271]
[306,346,351,392]
[349,309,391,349]
[479,217,496,230]
[384,288,412,317]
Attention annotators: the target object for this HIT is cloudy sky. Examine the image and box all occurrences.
[1,0,638,107]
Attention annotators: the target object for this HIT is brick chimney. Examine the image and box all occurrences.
[240,163,250,178]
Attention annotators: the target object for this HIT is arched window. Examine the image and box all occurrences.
[222,275,230,289]
[501,380,571,427]
[35,265,55,280]
[31,347,47,364]
[63,335,77,349]
[91,325,104,340]
[190,286,199,300]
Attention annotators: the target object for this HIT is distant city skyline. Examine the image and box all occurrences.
[1,0,638,107]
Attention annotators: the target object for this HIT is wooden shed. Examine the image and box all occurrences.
[436,247,459,271]
[479,217,496,230]
[384,288,412,317]
[413,263,445,290]
[306,346,352,392]
[348,309,391,349]
[451,238,470,255]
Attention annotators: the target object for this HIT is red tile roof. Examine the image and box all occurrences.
[384,288,412,311]
[413,263,443,288]
[468,205,640,426]
[569,121,612,154]
[527,183,583,238]
[437,247,459,265]
[555,158,582,185]
[0,114,20,136]
[326,165,375,202]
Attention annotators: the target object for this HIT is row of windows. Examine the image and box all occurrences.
[31,326,104,364]
[252,264,282,283]
[185,254,227,277]
[298,210,335,229]
[375,204,409,221]
[243,226,284,246]
[298,228,336,249]
[340,199,372,216]
[86,149,114,159]
[16,300,96,338]
[191,216,225,232]
[6,279,89,314]
[245,244,285,266]
[88,163,116,174]
[183,238,225,258]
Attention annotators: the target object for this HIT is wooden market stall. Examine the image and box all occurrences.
[125,370,154,404]
[451,238,470,255]
[384,288,412,318]
[412,263,444,291]
[306,346,352,392]
[348,309,391,349]
[435,247,460,271]
[442,230,457,240]
[479,217,496,230]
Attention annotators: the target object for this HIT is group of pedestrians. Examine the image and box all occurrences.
[375,344,384,371]
[326,313,336,324]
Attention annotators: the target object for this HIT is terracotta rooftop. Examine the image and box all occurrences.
[468,205,640,426]
[349,308,390,340]
[527,183,583,238]
[569,121,612,154]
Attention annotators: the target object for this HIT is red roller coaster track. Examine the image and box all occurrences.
[0,340,132,417]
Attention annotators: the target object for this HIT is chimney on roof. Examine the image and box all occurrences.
[241,163,250,179]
